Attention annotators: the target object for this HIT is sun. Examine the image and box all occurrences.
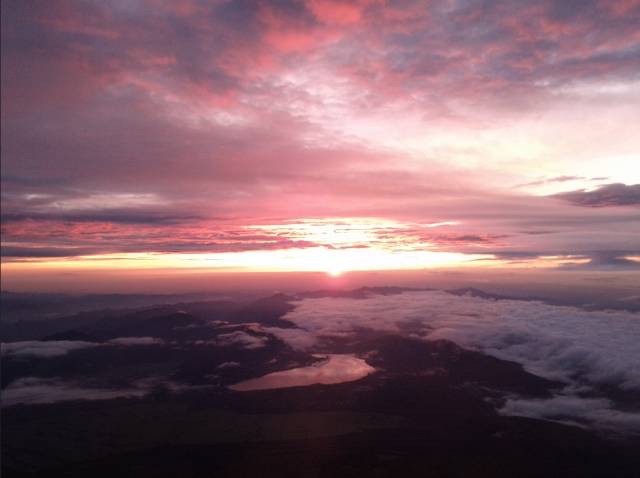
[326,266,343,277]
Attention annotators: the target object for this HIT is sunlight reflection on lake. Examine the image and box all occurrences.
[229,354,376,392]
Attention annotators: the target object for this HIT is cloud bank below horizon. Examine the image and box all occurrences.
[271,290,640,432]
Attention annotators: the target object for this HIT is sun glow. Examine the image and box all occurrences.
[0,218,509,275]
[6,218,574,278]
[3,214,595,277]
[0,246,491,273]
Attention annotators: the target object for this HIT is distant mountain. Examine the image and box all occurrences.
[0,290,231,323]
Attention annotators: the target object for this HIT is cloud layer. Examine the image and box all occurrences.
[1,376,156,407]
[1,340,98,358]
[214,331,269,349]
[1,0,639,275]
[1,337,164,358]
[501,394,640,433]
[553,183,640,208]
[271,290,640,431]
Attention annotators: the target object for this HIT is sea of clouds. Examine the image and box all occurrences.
[0,337,165,358]
[269,290,640,433]
[2,290,639,433]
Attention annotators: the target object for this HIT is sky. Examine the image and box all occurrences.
[1,0,639,291]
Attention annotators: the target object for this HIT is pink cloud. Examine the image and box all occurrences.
[2,0,639,269]
[306,0,366,25]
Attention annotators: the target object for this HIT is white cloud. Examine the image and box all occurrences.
[1,340,98,358]
[0,377,147,407]
[108,337,164,346]
[1,337,166,359]
[217,361,241,369]
[1,376,192,407]
[501,394,640,434]
[215,331,268,349]
[273,291,640,432]
[279,291,640,391]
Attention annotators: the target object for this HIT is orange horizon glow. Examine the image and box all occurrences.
[1,217,600,276]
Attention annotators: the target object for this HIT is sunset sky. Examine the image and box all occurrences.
[1,0,639,291]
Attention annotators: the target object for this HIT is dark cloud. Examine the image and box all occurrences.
[441,234,508,243]
[0,247,103,259]
[553,183,640,207]
[565,251,640,270]
[1,212,200,225]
